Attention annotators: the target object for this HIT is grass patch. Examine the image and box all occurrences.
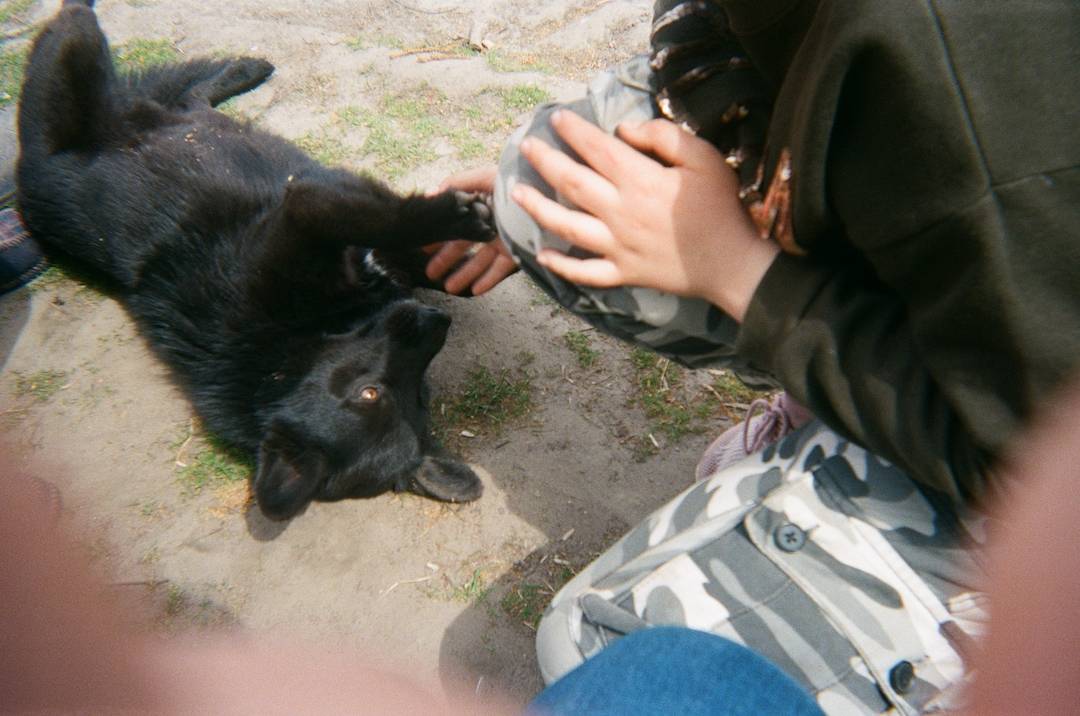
[113,38,180,73]
[345,33,404,51]
[0,0,33,24]
[500,582,548,629]
[216,97,247,121]
[27,264,68,292]
[12,369,68,402]
[332,84,508,175]
[449,568,490,603]
[630,348,695,442]
[499,552,577,631]
[495,84,551,113]
[627,348,753,457]
[26,255,112,299]
[344,107,436,178]
[165,585,186,616]
[709,370,772,408]
[564,330,599,369]
[0,45,28,107]
[294,132,350,166]
[485,49,553,74]
[339,86,455,178]
[177,435,253,495]
[446,126,488,160]
[438,366,533,429]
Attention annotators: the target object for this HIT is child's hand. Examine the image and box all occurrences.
[513,111,778,321]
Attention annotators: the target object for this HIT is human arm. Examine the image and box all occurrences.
[423,166,518,296]
[510,108,1002,504]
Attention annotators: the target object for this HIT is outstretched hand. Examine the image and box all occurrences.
[424,166,518,296]
[512,111,779,322]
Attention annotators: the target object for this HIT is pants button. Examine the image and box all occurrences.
[774,523,806,552]
[889,660,916,694]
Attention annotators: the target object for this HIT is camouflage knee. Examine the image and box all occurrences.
[492,55,775,386]
[536,422,988,714]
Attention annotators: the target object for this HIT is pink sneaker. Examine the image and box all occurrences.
[695,392,813,481]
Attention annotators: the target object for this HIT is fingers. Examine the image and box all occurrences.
[471,250,518,296]
[519,135,619,213]
[425,240,474,281]
[428,165,497,196]
[511,182,614,255]
[616,118,717,169]
[536,249,622,288]
[428,242,518,295]
[547,109,654,184]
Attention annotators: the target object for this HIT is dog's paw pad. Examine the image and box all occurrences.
[451,191,495,241]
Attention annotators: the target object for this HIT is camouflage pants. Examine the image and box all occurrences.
[535,422,988,715]
[492,55,776,387]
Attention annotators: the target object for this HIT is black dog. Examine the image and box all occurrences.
[17,0,495,520]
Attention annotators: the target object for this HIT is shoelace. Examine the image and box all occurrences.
[742,397,791,454]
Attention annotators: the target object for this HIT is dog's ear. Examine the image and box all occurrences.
[407,456,483,503]
[254,422,327,521]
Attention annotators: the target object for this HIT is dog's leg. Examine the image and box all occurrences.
[125,57,275,109]
[393,190,497,248]
[285,172,496,251]
[248,171,496,307]
[17,2,115,156]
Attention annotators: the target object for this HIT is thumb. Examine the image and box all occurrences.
[617,119,716,169]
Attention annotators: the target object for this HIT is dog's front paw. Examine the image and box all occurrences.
[450,190,496,243]
[222,57,275,92]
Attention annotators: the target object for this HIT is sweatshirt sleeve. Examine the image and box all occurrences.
[733,1,1080,506]
[737,250,997,504]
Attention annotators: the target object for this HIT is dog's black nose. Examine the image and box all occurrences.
[416,304,451,336]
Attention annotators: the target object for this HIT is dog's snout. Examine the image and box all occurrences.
[384,302,451,356]
[417,305,451,336]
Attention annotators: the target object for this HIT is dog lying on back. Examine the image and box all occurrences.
[17,0,495,520]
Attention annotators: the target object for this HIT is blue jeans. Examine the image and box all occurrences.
[528,627,824,716]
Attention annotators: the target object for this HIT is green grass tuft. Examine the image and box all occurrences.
[500,582,548,629]
[496,84,551,113]
[0,0,34,24]
[0,45,28,107]
[294,132,350,166]
[439,366,533,427]
[450,568,490,603]
[12,369,68,402]
[564,330,599,369]
[113,38,180,73]
[709,370,772,408]
[631,348,693,441]
[177,436,253,495]
[344,33,404,51]
[485,50,552,75]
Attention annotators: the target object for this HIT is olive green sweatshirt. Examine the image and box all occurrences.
[725,0,1080,503]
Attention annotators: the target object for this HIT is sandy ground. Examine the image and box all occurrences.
[0,0,751,705]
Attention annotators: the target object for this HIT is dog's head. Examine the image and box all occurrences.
[253,300,481,521]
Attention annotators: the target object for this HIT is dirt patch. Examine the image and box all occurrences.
[0,0,757,705]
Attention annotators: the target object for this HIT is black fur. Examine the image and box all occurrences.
[17,0,493,520]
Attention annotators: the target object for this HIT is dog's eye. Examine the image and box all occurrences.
[357,386,381,403]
